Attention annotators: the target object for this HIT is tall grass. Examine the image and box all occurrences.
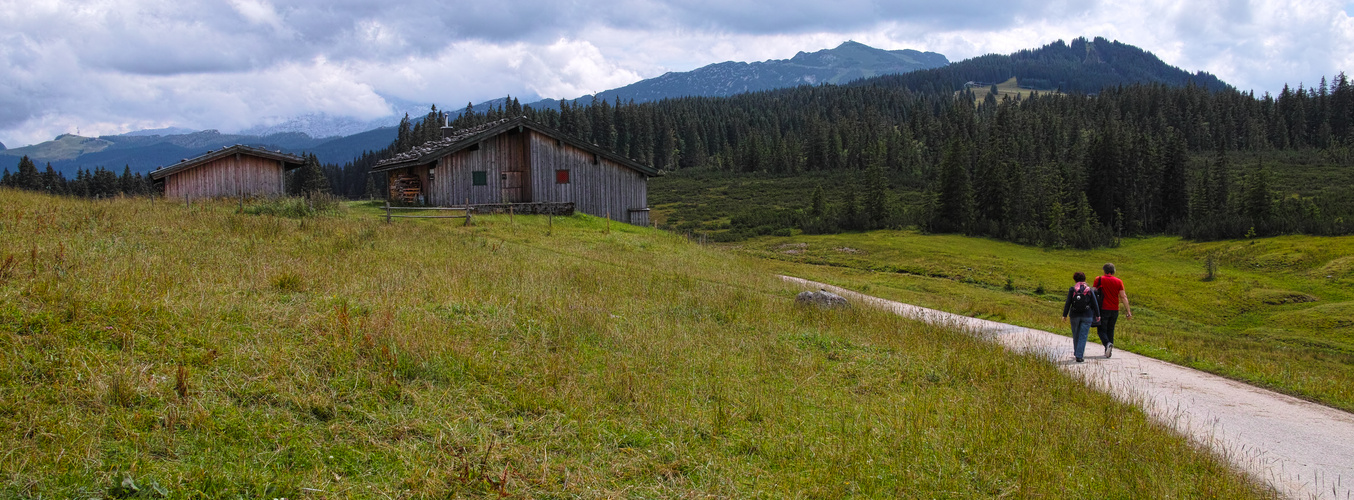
[0,188,1270,497]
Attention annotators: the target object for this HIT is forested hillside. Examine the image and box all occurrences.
[864,37,1230,94]
[345,62,1353,246]
[8,38,1351,248]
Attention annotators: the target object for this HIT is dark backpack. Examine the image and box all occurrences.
[1070,284,1094,314]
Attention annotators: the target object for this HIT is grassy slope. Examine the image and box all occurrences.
[741,230,1354,412]
[0,190,1268,498]
[962,77,1055,105]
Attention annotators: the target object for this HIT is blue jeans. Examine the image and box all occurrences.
[1070,316,1093,360]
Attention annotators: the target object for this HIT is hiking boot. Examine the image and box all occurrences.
[1105,343,1113,359]
[1075,357,1084,363]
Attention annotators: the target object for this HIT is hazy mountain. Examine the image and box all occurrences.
[2,134,115,161]
[1,127,394,175]
[237,96,465,139]
[0,141,6,150]
[587,41,947,102]
[117,127,199,137]
[504,41,947,112]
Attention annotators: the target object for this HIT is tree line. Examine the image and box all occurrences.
[1,156,153,198]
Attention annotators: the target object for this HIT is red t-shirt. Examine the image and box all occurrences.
[1095,275,1124,311]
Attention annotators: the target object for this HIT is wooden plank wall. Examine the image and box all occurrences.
[164,154,284,201]
[527,131,648,225]
[430,130,530,207]
[423,129,648,225]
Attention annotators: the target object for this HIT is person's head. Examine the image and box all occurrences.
[1073,271,1086,283]
[1103,263,1116,275]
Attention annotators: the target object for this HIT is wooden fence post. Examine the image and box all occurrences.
[385,201,391,224]
[606,211,611,234]
[548,213,553,236]
[464,198,471,226]
[509,204,514,225]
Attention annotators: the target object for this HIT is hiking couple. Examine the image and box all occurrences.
[1061,263,1133,363]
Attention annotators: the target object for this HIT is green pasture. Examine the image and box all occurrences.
[743,230,1354,411]
[0,190,1269,498]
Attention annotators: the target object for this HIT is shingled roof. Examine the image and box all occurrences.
[149,145,305,181]
[370,116,657,176]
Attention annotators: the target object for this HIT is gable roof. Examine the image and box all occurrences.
[149,145,306,181]
[370,116,657,176]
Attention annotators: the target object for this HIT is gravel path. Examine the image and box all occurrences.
[782,276,1354,500]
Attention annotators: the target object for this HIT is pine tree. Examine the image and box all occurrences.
[41,164,60,193]
[863,146,892,228]
[933,139,975,233]
[298,153,330,196]
[809,185,826,218]
[119,166,136,195]
[15,156,39,191]
[1243,161,1273,223]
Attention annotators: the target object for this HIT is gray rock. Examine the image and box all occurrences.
[796,289,849,309]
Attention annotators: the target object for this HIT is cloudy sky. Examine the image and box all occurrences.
[2,0,1353,148]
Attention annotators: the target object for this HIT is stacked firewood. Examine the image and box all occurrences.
[388,174,422,203]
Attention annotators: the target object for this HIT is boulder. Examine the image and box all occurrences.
[796,289,849,309]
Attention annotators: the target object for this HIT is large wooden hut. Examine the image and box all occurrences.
[370,116,655,225]
[150,145,305,201]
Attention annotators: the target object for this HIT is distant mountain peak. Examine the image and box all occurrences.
[511,41,947,112]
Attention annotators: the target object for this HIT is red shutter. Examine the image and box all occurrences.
[555,169,570,184]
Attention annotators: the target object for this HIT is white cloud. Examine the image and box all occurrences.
[1,0,1352,148]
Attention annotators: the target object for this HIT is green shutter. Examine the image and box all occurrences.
[472,171,487,186]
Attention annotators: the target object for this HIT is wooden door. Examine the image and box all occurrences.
[501,171,523,203]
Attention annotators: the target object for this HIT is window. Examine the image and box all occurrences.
[555,169,570,184]
[427,167,435,182]
[472,171,487,186]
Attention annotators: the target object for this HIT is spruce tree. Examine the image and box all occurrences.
[1243,161,1273,223]
[934,140,975,234]
[298,153,330,196]
[809,185,826,218]
[15,156,39,191]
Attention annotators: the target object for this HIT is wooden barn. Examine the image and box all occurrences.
[370,116,655,225]
[150,145,305,201]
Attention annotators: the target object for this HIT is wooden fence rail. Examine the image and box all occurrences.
[382,200,472,225]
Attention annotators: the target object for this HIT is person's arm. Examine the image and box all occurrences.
[1120,290,1132,319]
[1062,288,1072,320]
[1092,290,1102,322]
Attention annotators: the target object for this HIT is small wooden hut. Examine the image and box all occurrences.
[150,145,304,201]
[370,116,655,225]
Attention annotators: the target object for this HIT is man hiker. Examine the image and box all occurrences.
[1093,263,1132,358]
[1062,271,1102,363]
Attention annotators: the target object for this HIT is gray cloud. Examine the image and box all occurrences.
[0,0,1350,147]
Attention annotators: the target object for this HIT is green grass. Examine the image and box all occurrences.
[961,77,1057,105]
[740,230,1354,412]
[0,189,1271,498]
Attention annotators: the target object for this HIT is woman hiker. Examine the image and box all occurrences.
[1061,271,1102,363]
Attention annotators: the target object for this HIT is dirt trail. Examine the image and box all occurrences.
[782,276,1354,500]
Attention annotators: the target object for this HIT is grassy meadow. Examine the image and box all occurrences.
[0,189,1272,498]
[960,77,1056,105]
[742,230,1354,412]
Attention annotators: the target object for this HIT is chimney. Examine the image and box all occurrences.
[441,115,454,139]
